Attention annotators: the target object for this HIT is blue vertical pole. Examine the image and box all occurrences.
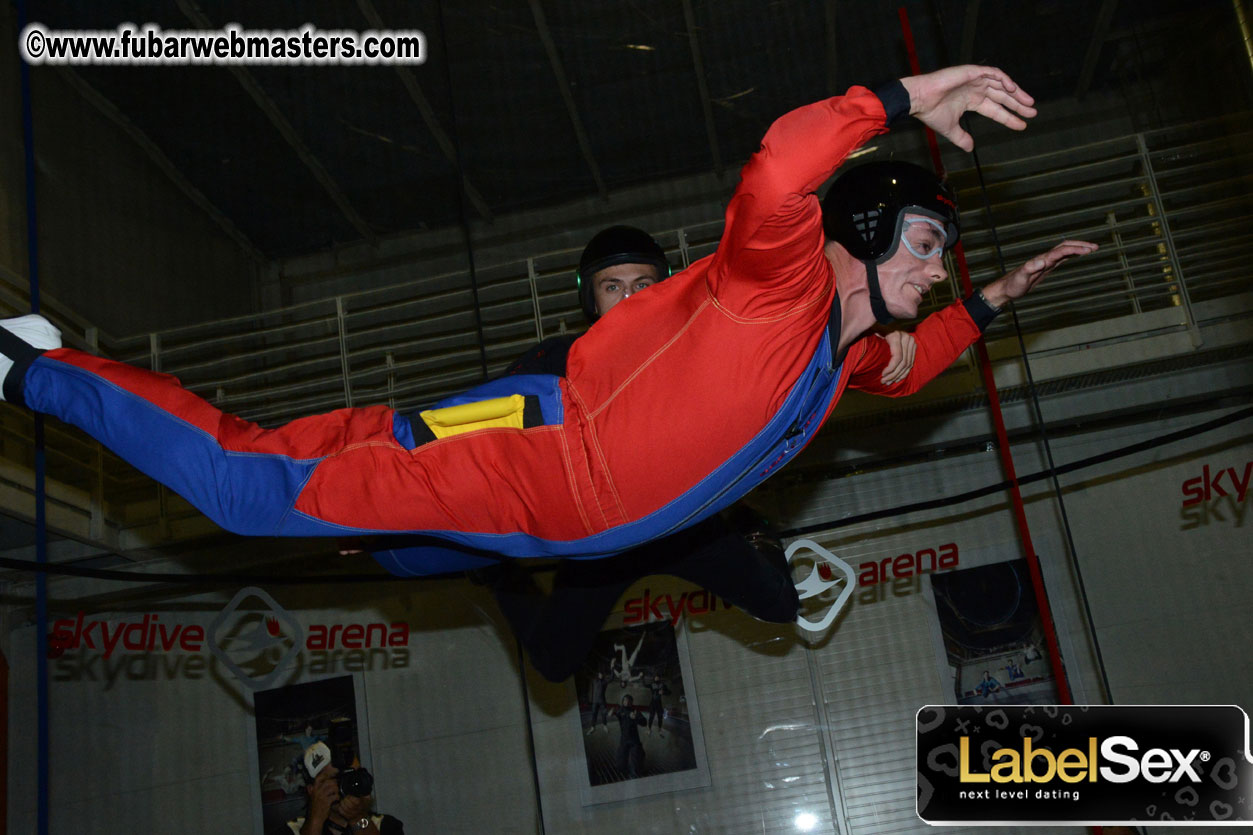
[16,1,50,832]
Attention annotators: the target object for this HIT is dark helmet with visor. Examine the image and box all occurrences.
[576,225,672,322]
[822,161,959,323]
[822,160,959,261]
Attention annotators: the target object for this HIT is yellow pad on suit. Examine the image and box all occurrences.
[419,395,528,439]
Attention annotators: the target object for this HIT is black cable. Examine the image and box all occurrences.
[0,557,405,585]
[2,403,1247,587]
[966,137,1115,704]
[434,0,490,380]
[782,403,1252,537]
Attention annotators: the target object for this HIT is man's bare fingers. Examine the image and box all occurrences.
[975,96,1031,131]
[963,66,1033,107]
[1039,241,1099,268]
[985,70,1033,106]
[880,334,902,382]
[1022,241,1099,285]
[880,332,916,384]
[893,338,916,383]
[983,85,1038,119]
[944,127,975,152]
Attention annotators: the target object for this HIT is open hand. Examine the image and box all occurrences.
[880,330,917,385]
[982,240,1100,308]
[901,65,1036,151]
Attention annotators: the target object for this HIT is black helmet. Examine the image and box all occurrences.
[821,161,959,263]
[576,225,672,322]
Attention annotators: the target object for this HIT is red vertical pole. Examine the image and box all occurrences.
[1,647,7,834]
[897,7,1073,705]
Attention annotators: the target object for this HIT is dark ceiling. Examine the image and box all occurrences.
[22,0,1247,259]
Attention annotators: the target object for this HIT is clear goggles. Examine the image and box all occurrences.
[899,216,949,261]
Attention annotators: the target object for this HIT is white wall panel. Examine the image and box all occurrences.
[5,401,1249,834]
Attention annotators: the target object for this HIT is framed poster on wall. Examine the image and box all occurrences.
[929,558,1061,705]
[569,615,711,805]
[250,675,372,833]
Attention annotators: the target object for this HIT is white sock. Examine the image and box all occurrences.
[0,314,62,402]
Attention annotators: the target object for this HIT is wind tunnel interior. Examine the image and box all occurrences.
[1,1,1252,832]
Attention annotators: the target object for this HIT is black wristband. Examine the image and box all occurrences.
[962,290,1002,332]
[873,79,911,125]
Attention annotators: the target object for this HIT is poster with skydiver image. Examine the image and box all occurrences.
[572,616,711,805]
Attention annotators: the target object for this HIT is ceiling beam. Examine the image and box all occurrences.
[175,0,378,247]
[528,0,608,198]
[355,0,494,223]
[681,0,723,176]
[1075,0,1120,99]
[57,68,267,265]
[959,0,981,64]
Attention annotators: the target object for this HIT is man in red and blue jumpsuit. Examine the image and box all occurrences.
[0,65,1096,576]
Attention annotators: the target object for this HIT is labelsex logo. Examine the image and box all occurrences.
[960,735,1206,785]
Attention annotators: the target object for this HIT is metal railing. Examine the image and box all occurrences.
[3,114,1252,547]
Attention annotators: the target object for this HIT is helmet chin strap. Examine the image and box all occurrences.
[864,261,896,325]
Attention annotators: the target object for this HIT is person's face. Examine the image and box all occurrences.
[591,262,662,317]
[874,213,948,319]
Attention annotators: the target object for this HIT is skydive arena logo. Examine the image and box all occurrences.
[49,586,410,689]
[917,705,1253,825]
[788,539,855,633]
[207,586,304,690]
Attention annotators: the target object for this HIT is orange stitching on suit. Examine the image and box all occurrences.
[586,416,628,524]
[556,428,594,535]
[316,440,408,460]
[706,274,833,324]
[566,383,617,529]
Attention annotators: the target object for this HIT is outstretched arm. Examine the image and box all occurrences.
[850,241,1099,396]
[713,65,1035,317]
[709,88,897,315]
[901,65,1037,152]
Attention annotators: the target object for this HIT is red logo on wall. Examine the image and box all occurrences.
[1180,461,1252,507]
[47,586,410,689]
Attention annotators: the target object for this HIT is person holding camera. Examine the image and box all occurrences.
[280,743,404,835]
